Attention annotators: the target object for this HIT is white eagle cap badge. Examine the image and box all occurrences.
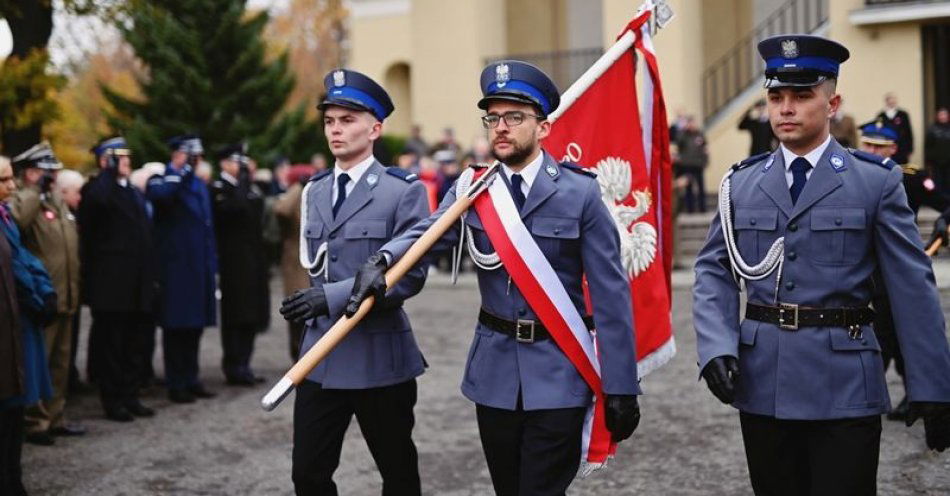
[781,39,799,59]
[496,63,510,88]
[333,70,346,87]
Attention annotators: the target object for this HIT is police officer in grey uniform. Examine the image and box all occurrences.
[346,61,641,495]
[693,35,950,495]
[278,69,430,496]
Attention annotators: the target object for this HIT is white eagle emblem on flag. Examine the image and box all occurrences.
[593,157,657,278]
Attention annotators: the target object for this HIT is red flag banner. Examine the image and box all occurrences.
[543,11,675,377]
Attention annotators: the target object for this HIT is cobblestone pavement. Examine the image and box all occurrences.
[21,265,950,495]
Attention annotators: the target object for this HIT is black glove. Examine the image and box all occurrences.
[37,292,57,326]
[906,402,950,452]
[279,286,328,324]
[929,217,949,250]
[701,355,740,404]
[605,394,641,442]
[39,172,55,194]
[344,252,389,318]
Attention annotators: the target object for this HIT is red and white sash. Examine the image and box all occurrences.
[471,170,616,473]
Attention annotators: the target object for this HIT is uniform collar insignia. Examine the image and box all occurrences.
[781,39,798,59]
[830,154,846,172]
[496,63,510,88]
[763,155,775,172]
[366,173,378,186]
[545,164,557,177]
[333,70,345,87]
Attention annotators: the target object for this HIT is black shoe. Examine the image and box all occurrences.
[105,406,135,422]
[168,390,196,404]
[188,385,216,399]
[50,423,87,436]
[226,375,255,386]
[887,396,909,421]
[125,400,156,417]
[25,430,55,446]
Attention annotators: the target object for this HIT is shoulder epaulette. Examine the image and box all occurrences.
[385,167,418,182]
[559,161,597,178]
[848,149,895,170]
[731,151,771,171]
[468,162,490,169]
[308,170,332,183]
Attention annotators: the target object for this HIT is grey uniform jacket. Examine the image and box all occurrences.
[300,161,430,389]
[380,152,641,411]
[693,139,950,420]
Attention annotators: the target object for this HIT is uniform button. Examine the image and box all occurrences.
[788,222,798,232]
[749,218,757,226]
[862,339,868,345]
[835,218,842,226]
[518,308,526,316]
[554,228,561,234]
[361,229,368,235]
[787,251,797,261]
[785,281,795,290]
[330,255,338,262]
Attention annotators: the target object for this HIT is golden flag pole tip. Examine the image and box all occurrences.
[261,376,295,411]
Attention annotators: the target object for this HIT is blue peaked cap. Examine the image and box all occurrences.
[860,120,899,145]
[167,134,204,155]
[92,136,130,157]
[757,35,849,88]
[319,69,394,121]
[478,60,560,117]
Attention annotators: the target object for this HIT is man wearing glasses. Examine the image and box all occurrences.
[347,60,641,494]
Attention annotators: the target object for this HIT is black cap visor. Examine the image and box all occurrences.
[764,68,835,89]
[477,92,545,117]
[319,97,376,117]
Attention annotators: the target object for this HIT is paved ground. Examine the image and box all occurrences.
[21,263,950,495]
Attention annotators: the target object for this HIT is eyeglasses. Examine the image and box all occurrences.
[481,111,543,129]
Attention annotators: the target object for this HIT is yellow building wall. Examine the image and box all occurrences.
[506,0,566,55]
[348,8,412,136]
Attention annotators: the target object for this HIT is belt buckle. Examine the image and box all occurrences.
[778,303,799,330]
[515,320,535,343]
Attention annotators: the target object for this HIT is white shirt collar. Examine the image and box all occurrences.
[502,150,545,190]
[334,154,376,185]
[781,134,832,170]
[117,178,129,188]
[885,108,898,119]
[220,171,238,186]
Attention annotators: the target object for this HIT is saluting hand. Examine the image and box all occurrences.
[605,394,641,442]
[906,402,950,452]
[701,355,740,404]
[279,287,329,324]
[344,252,389,317]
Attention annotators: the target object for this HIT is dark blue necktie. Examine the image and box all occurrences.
[332,174,350,218]
[510,174,526,211]
[789,157,811,205]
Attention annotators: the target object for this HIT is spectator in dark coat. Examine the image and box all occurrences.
[78,138,158,421]
[877,92,914,164]
[146,135,218,404]
[211,144,270,385]
[0,155,55,495]
[738,99,775,155]
[675,115,709,213]
[925,107,950,194]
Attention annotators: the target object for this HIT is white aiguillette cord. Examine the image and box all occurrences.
[718,169,785,302]
[298,181,329,277]
[452,167,502,284]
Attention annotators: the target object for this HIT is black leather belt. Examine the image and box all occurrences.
[746,302,874,331]
[478,309,595,343]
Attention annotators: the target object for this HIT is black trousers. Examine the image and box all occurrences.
[90,310,145,410]
[476,401,587,496]
[292,379,420,496]
[0,406,26,495]
[740,412,882,496]
[162,327,204,391]
[221,323,257,380]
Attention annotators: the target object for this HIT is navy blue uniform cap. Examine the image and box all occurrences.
[215,142,248,161]
[319,69,394,121]
[168,134,204,155]
[92,136,131,157]
[757,35,849,88]
[860,120,899,146]
[478,60,560,117]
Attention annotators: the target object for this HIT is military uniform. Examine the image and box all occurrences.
[367,61,640,495]
[8,144,81,436]
[146,135,218,401]
[694,35,950,494]
[290,69,430,496]
[211,144,270,384]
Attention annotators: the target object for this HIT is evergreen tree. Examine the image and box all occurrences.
[103,0,325,164]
